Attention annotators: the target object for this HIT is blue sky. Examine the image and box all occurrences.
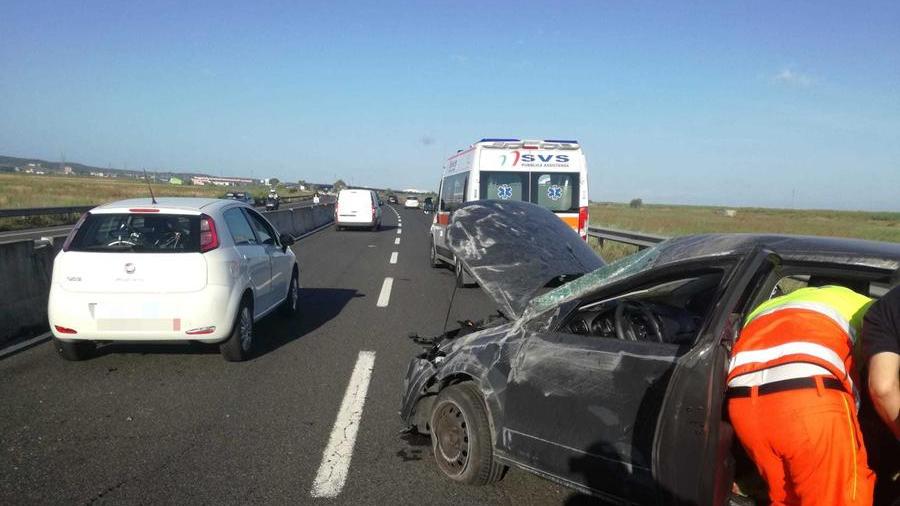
[1,1,898,210]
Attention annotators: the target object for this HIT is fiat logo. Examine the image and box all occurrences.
[124,263,136,274]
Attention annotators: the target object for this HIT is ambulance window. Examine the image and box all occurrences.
[481,171,528,202]
[532,172,579,212]
[441,172,468,212]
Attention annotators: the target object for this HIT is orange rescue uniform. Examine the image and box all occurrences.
[726,286,876,505]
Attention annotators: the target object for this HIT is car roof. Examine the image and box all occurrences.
[93,197,240,212]
[652,233,900,272]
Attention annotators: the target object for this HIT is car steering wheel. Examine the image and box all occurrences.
[614,300,664,343]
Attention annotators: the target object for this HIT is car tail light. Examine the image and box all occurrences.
[186,326,216,335]
[371,206,376,220]
[54,325,77,334]
[62,212,89,252]
[200,214,219,252]
[578,206,588,240]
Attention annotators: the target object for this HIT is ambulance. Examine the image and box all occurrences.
[430,138,589,279]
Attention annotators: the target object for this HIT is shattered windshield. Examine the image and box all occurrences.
[525,245,661,318]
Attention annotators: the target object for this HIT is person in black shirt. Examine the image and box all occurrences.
[864,282,900,438]
[862,276,900,505]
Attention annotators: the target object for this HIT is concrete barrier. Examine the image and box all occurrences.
[0,240,59,344]
[265,209,297,237]
[271,204,334,238]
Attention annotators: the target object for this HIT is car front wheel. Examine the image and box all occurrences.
[53,338,95,361]
[220,301,253,362]
[430,241,441,268]
[280,272,299,317]
[429,383,506,485]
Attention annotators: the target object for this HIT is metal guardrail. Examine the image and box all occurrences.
[587,226,668,249]
[0,194,319,220]
[0,206,94,218]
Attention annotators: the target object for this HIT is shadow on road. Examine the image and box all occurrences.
[254,287,362,356]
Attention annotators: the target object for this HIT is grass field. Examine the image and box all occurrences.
[0,173,308,231]
[589,203,900,261]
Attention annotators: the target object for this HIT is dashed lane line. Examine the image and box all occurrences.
[376,277,393,307]
[310,351,377,498]
[389,251,398,264]
[394,237,400,245]
[397,229,402,235]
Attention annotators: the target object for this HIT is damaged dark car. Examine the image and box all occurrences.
[399,200,900,505]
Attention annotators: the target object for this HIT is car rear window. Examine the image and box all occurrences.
[68,213,201,253]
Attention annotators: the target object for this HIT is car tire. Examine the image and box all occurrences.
[455,260,475,288]
[430,383,506,485]
[220,300,253,362]
[53,338,95,361]
[430,241,442,268]
[279,272,299,317]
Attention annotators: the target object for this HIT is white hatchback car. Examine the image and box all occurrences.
[403,197,419,209]
[48,198,300,362]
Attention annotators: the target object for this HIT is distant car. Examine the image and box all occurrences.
[388,195,398,204]
[224,192,254,205]
[404,197,420,209]
[48,198,300,362]
[335,189,382,231]
[400,199,900,504]
[423,197,434,214]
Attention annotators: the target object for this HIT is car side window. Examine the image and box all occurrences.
[223,208,257,245]
[562,270,725,346]
[244,209,279,246]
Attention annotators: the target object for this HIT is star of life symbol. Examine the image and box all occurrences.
[547,185,563,201]
[497,184,513,200]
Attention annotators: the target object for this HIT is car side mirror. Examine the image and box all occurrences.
[280,233,295,250]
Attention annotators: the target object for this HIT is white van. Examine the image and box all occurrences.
[335,189,382,231]
[430,138,589,277]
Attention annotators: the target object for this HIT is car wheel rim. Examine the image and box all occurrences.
[433,401,469,475]
[239,308,252,351]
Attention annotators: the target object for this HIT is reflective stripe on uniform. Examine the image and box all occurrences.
[727,363,834,387]
[728,341,848,376]
[748,301,856,343]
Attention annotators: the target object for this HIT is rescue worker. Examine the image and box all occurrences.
[727,285,876,505]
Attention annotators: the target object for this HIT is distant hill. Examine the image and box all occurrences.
[0,155,211,181]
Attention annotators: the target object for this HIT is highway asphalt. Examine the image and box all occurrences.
[0,205,592,505]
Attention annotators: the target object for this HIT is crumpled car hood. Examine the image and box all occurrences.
[446,200,605,319]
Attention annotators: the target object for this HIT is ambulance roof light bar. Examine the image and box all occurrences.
[477,138,580,150]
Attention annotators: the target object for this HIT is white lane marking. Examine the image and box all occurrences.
[397,229,402,235]
[310,351,376,498]
[376,277,393,307]
[394,237,400,245]
[389,251,398,264]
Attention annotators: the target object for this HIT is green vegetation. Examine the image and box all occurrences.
[0,173,310,231]
[589,202,899,261]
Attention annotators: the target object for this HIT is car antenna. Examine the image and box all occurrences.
[441,278,459,335]
[143,168,157,204]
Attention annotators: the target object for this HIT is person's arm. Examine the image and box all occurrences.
[868,351,900,438]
